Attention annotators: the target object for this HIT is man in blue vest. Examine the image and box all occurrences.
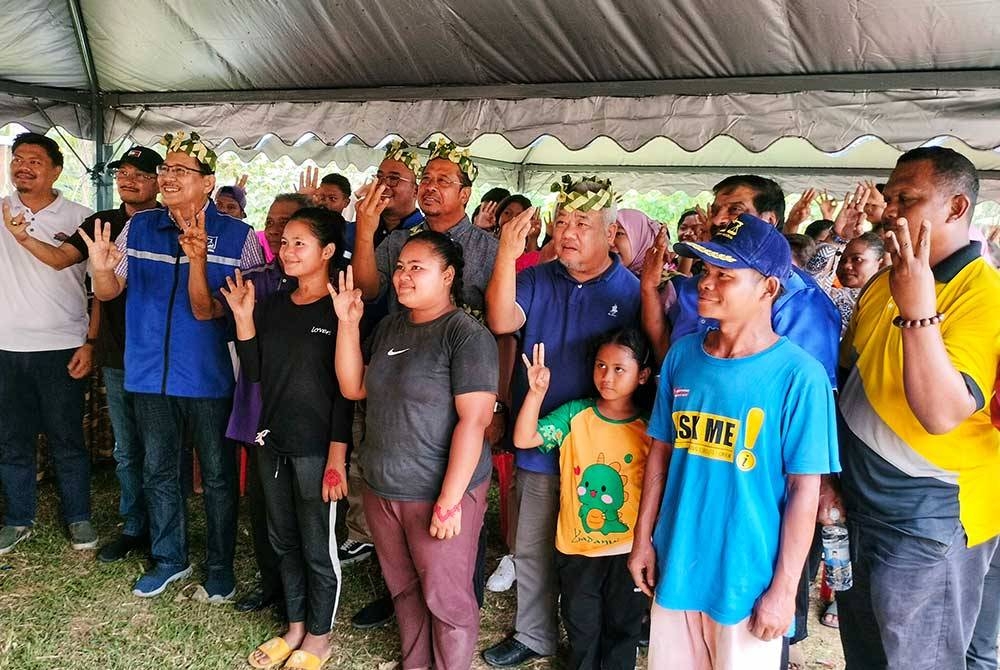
[83,131,264,599]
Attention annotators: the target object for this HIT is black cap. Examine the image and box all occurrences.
[107,146,163,175]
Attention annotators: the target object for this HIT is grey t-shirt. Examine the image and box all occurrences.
[374,216,499,321]
[361,309,499,501]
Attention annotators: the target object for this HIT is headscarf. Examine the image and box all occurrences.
[616,208,662,274]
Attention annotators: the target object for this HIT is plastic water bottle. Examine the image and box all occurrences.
[822,509,853,591]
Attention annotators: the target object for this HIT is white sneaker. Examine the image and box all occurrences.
[486,554,516,592]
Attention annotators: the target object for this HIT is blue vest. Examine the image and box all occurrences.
[123,202,254,398]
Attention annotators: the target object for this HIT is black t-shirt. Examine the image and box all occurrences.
[65,203,163,370]
[234,291,353,457]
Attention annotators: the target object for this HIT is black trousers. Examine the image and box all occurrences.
[245,445,281,596]
[258,450,341,635]
[555,550,646,670]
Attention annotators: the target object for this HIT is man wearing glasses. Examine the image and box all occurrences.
[3,145,162,562]
[0,132,95,555]
[352,139,498,319]
[82,131,265,601]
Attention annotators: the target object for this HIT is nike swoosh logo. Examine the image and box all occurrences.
[387,348,411,356]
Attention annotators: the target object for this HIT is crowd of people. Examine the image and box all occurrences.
[1,127,1000,670]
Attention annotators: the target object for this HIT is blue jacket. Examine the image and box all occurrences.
[123,201,260,398]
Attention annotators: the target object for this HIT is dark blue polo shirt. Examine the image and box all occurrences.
[668,266,840,388]
[514,255,641,474]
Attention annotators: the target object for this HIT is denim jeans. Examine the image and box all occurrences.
[102,367,147,537]
[966,542,1000,670]
[133,394,236,577]
[0,349,90,526]
[837,520,998,670]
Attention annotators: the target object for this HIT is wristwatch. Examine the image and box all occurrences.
[493,400,508,415]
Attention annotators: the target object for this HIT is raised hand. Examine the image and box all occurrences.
[864,179,886,223]
[498,206,536,260]
[354,180,390,240]
[832,183,869,241]
[2,200,28,242]
[817,190,838,221]
[521,342,550,396]
[297,166,321,201]
[78,218,124,273]
[785,187,817,232]
[474,200,499,230]
[220,269,256,320]
[328,266,365,325]
[177,209,209,261]
[884,217,937,320]
[235,173,249,191]
[640,227,669,293]
[694,203,713,239]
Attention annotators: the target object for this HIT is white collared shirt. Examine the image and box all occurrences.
[0,190,94,351]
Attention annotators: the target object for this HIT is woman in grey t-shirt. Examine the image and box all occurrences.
[333,231,498,670]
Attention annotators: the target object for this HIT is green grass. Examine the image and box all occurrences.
[0,466,844,669]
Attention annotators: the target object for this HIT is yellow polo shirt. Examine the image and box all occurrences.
[839,244,1000,546]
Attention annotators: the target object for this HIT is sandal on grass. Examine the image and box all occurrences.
[283,649,330,670]
[248,636,293,669]
[820,601,839,629]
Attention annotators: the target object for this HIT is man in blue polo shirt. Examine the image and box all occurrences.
[84,131,264,600]
[483,176,640,667]
[651,175,840,387]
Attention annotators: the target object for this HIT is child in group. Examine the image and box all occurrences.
[512,327,654,670]
[628,214,840,670]
[222,207,352,670]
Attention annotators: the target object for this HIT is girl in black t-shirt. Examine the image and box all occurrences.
[223,207,351,670]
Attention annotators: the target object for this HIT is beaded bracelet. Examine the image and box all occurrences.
[892,313,945,329]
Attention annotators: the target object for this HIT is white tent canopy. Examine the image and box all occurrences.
[4,0,1000,201]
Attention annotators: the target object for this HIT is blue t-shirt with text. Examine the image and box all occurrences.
[647,333,839,626]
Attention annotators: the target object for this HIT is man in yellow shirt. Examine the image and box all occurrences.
[825,147,1000,670]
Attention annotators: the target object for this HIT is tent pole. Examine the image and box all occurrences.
[92,98,113,212]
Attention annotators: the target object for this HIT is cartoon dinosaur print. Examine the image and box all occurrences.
[576,453,629,535]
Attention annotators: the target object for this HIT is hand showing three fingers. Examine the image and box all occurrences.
[884,217,936,320]
[77,218,124,273]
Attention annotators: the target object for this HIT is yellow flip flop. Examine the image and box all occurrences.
[248,636,293,669]
[283,649,330,670]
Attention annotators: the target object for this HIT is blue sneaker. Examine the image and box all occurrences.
[204,572,236,604]
[132,564,192,598]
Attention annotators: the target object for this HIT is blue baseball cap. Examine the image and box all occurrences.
[674,213,792,282]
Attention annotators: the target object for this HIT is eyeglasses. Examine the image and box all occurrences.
[376,173,413,188]
[418,174,464,189]
[111,168,157,182]
[156,163,208,178]
[11,156,47,169]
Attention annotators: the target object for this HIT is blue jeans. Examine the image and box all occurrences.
[967,542,1000,670]
[837,520,997,670]
[102,367,147,537]
[133,394,236,577]
[0,349,90,526]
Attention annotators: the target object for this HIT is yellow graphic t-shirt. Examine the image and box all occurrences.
[538,398,651,556]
